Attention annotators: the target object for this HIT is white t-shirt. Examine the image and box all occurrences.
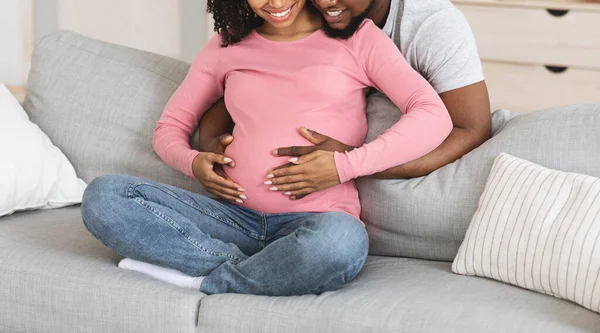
[381,0,484,94]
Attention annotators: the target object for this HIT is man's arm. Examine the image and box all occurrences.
[371,5,491,178]
[198,98,235,152]
[371,81,491,179]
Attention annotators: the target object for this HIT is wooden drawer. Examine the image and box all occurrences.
[455,2,600,69]
[482,61,600,112]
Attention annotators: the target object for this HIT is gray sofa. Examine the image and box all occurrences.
[1,30,600,333]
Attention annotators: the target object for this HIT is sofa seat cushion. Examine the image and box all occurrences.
[196,256,600,333]
[0,207,204,333]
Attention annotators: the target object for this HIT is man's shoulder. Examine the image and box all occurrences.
[352,19,387,38]
[400,0,460,21]
[398,0,466,40]
[398,0,484,93]
[341,19,392,49]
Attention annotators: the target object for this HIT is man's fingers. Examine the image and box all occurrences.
[217,135,235,167]
[218,134,234,147]
[273,145,316,157]
[289,188,314,200]
[294,193,309,200]
[299,126,329,145]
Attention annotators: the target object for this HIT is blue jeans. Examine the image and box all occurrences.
[81,175,369,296]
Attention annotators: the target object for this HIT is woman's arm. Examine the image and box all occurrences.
[333,21,453,183]
[371,81,491,178]
[152,36,224,178]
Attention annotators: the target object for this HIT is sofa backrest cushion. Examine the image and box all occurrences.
[24,31,206,195]
[360,94,600,261]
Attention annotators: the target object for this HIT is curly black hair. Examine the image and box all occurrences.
[207,1,320,47]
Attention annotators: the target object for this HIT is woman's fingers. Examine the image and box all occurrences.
[265,174,305,186]
[204,173,246,203]
[206,169,243,191]
[192,152,246,202]
[207,180,245,197]
[267,163,304,178]
[267,182,312,193]
[269,162,294,173]
[205,167,246,202]
[206,187,243,203]
[206,152,234,166]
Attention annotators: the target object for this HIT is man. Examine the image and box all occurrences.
[197,0,491,201]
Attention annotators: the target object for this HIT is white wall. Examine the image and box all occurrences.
[52,0,209,62]
[0,0,211,85]
[0,0,25,85]
[58,0,182,59]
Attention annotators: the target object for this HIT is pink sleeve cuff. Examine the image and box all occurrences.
[184,150,201,179]
[334,151,358,184]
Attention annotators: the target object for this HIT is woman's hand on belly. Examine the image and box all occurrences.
[192,151,247,204]
[268,127,355,199]
[265,150,341,200]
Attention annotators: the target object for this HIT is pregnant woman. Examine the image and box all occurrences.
[81,0,452,296]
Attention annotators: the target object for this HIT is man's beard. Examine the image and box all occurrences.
[322,0,377,39]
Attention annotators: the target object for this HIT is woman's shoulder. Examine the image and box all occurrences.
[198,33,252,61]
[204,33,254,50]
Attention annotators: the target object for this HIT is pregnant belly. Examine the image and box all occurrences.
[221,130,359,215]
[222,133,298,213]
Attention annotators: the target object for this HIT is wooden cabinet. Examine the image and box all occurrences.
[454,0,600,112]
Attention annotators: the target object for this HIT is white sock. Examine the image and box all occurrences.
[118,258,205,290]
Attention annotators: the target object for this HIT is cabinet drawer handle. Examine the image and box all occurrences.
[545,65,568,74]
[546,9,569,17]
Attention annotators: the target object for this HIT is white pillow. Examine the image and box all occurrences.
[0,83,86,217]
[453,153,600,312]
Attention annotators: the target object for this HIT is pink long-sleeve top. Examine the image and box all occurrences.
[153,20,452,219]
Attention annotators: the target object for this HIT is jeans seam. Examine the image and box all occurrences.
[132,196,243,263]
[126,182,260,239]
[308,253,368,295]
[261,214,267,241]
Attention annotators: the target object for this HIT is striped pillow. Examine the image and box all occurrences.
[453,153,600,312]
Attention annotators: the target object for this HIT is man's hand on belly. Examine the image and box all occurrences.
[273,127,355,158]
[268,127,354,199]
